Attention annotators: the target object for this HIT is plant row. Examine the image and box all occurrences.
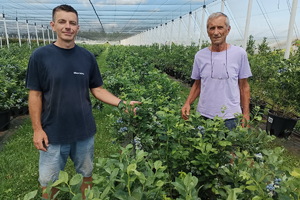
[26,45,300,200]
[126,40,300,120]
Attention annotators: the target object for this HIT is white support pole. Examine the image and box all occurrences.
[191,12,202,43]
[284,0,298,59]
[181,15,192,45]
[47,26,51,44]
[26,20,31,49]
[52,29,55,41]
[221,0,225,13]
[156,26,159,44]
[188,11,192,45]
[242,0,253,49]
[16,17,22,47]
[3,14,10,48]
[35,23,39,46]
[170,19,174,49]
[147,29,150,46]
[42,25,46,45]
[199,5,206,49]
[178,17,182,44]
[159,24,162,49]
[151,27,155,45]
[0,37,2,48]
[139,32,142,46]
[164,23,169,46]
[144,31,147,46]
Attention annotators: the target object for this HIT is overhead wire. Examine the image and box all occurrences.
[256,0,280,47]
[223,0,244,39]
[88,0,105,33]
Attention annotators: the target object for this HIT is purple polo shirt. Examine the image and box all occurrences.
[191,45,252,119]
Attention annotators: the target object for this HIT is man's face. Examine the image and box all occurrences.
[207,16,230,46]
[50,10,79,43]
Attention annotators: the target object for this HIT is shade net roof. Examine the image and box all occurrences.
[0,0,299,47]
[0,0,215,33]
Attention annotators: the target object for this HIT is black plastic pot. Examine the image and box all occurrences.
[10,106,29,118]
[0,110,11,131]
[266,110,299,137]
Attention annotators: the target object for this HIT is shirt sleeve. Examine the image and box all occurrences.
[26,52,42,91]
[89,56,103,89]
[238,50,252,79]
[191,52,201,80]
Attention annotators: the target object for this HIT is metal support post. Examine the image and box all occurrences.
[284,0,298,59]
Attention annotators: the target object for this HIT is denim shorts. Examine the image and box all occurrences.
[202,116,238,130]
[224,118,238,130]
[38,136,94,187]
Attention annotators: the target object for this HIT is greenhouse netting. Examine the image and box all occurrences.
[0,0,299,50]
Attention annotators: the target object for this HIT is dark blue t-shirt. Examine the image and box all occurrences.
[26,43,103,144]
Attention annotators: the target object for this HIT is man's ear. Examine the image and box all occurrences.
[50,21,55,31]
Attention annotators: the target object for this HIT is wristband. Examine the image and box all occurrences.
[118,100,123,107]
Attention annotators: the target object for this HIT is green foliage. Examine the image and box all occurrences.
[172,172,201,200]
[1,43,298,199]
[101,45,300,199]
[246,35,256,56]
[258,37,271,55]
[248,44,300,117]
[0,44,33,110]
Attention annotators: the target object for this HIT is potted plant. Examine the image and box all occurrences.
[0,65,21,131]
[0,81,13,131]
[264,57,299,137]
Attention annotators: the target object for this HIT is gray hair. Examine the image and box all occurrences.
[206,12,230,28]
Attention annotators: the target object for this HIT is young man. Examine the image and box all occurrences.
[181,12,252,129]
[26,4,139,199]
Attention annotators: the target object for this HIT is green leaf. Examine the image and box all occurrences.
[59,171,69,183]
[113,190,129,200]
[52,179,64,187]
[218,141,232,147]
[56,186,70,192]
[226,188,242,200]
[290,168,300,178]
[254,115,262,121]
[156,180,165,187]
[111,168,120,180]
[172,179,185,195]
[131,187,143,200]
[127,163,137,174]
[252,196,263,200]
[100,185,111,199]
[51,171,69,187]
[154,160,163,169]
[23,190,38,200]
[136,150,148,162]
[246,185,258,191]
[69,174,83,186]
[72,194,83,200]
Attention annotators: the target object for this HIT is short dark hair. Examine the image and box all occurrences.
[52,4,78,21]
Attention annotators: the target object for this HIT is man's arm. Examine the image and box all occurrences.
[28,90,49,151]
[239,78,251,126]
[90,86,140,107]
[181,79,201,120]
[90,86,121,106]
